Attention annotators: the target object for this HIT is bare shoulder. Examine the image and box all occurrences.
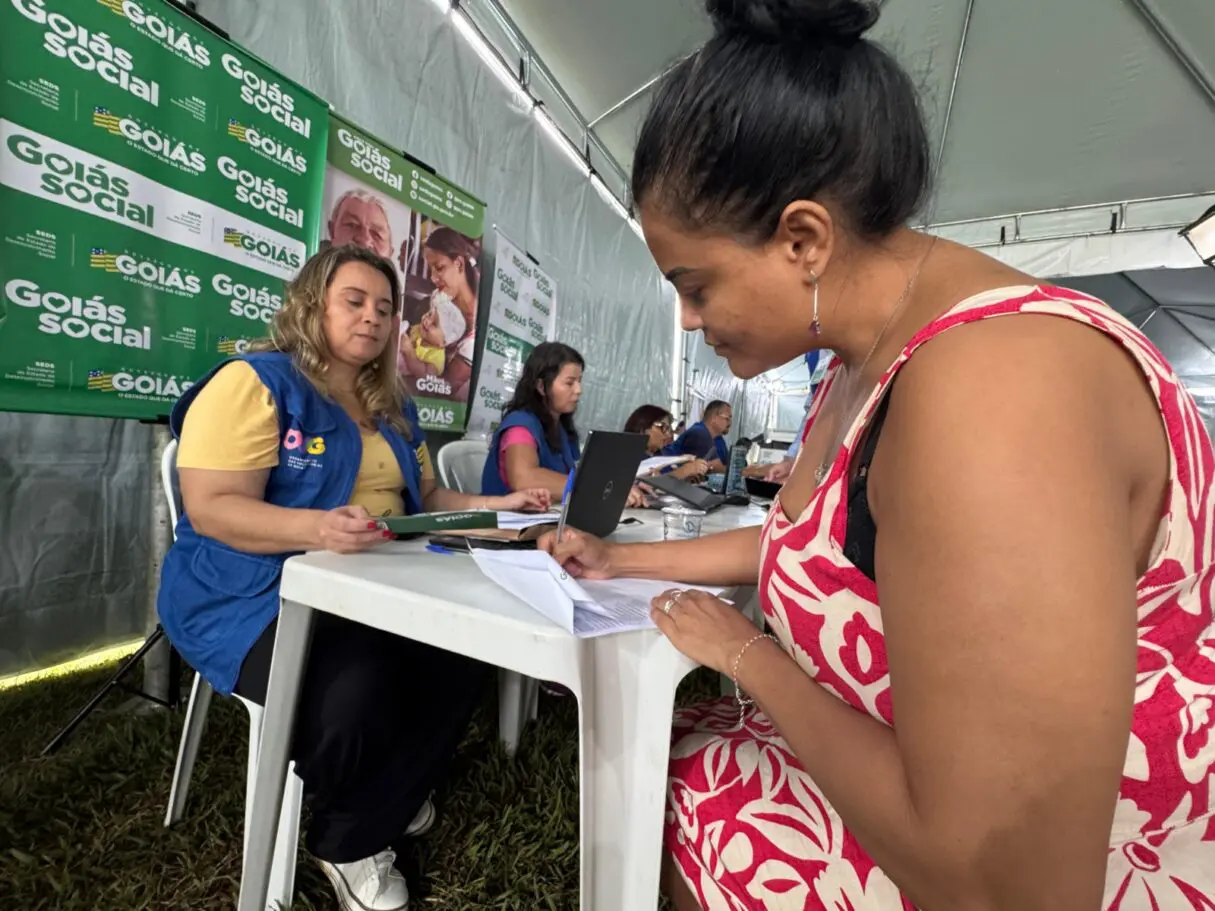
[879,306,1167,502]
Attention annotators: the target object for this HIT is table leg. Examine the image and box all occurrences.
[238,600,313,911]
[582,634,695,910]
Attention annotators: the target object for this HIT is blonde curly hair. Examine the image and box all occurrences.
[249,244,410,436]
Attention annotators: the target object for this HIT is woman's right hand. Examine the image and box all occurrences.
[315,505,392,554]
[537,527,616,580]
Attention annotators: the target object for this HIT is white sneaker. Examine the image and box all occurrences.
[318,850,408,911]
[403,797,435,837]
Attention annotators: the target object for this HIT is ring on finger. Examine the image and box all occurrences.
[661,598,677,615]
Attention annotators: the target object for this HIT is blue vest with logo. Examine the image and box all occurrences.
[480,410,580,496]
[157,352,425,695]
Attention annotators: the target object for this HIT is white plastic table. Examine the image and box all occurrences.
[237,504,767,911]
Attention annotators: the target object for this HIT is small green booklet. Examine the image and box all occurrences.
[381,511,500,537]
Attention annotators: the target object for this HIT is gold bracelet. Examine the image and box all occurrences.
[730,632,778,728]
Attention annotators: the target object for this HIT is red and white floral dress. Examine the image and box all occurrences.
[664,286,1215,910]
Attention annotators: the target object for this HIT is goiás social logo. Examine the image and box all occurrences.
[221,226,301,272]
[335,127,402,192]
[6,132,154,228]
[12,0,160,106]
[89,248,201,297]
[5,278,151,349]
[495,268,519,302]
[97,0,212,69]
[228,119,307,175]
[92,106,206,175]
[220,52,312,139]
[211,270,283,324]
[87,367,193,400]
[217,156,303,228]
[477,386,505,413]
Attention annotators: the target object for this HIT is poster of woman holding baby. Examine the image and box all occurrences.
[320,116,487,431]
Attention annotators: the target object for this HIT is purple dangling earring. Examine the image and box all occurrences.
[809,271,821,336]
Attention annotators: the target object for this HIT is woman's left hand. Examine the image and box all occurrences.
[626,485,647,509]
[650,589,762,674]
[491,488,552,513]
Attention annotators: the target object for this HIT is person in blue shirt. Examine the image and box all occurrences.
[672,400,733,472]
[481,341,586,501]
[158,244,546,911]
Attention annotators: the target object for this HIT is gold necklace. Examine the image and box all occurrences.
[813,238,937,485]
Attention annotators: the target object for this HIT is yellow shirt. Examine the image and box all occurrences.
[409,324,447,373]
[178,361,433,518]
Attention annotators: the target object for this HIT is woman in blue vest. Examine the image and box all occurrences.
[481,341,586,500]
[158,244,547,911]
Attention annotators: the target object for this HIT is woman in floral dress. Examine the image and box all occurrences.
[542,0,1215,908]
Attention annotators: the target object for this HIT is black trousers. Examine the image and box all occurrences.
[236,612,488,863]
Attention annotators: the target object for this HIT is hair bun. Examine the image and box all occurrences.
[706,0,879,45]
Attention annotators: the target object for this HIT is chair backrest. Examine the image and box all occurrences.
[437,439,489,495]
[161,438,183,535]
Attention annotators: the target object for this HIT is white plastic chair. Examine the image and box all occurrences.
[437,439,539,753]
[160,439,305,911]
[436,438,489,494]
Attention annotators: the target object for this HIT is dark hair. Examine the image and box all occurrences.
[632,0,930,242]
[425,226,481,299]
[704,400,731,419]
[624,404,674,437]
[503,341,585,449]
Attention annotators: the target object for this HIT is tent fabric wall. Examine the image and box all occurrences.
[684,333,773,443]
[196,0,673,438]
[0,414,152,676]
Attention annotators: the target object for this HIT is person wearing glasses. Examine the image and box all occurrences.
[624,404,710,482]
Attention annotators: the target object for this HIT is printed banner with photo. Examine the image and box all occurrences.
[0,0,328,419]
[322,114,485,433]
[465,229,557,438]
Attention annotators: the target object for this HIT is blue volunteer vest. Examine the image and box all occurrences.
[157,351,425,695]
[480,410,580,496]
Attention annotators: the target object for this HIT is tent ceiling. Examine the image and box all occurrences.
[496,0,1215,224]
[1060,266,1215,377]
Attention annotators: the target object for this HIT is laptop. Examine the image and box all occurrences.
[564,430,649,537]
[643,471,731,512]
[430,430,648,551]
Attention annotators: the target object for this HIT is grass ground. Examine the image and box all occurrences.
[0,657,711,910]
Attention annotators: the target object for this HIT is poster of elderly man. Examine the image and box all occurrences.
[321,115,486,431]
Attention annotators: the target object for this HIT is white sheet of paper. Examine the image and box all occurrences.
[471,548,725,638]
[471,549,577,632]
[636,455,691,477]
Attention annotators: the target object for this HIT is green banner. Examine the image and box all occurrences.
[0,0,328,419]
[322,115,486,432]
[466,229,557,437]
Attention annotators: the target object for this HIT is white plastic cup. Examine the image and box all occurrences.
[662,506,706,541]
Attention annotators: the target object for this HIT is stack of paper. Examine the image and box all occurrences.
[471,549,723,638]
